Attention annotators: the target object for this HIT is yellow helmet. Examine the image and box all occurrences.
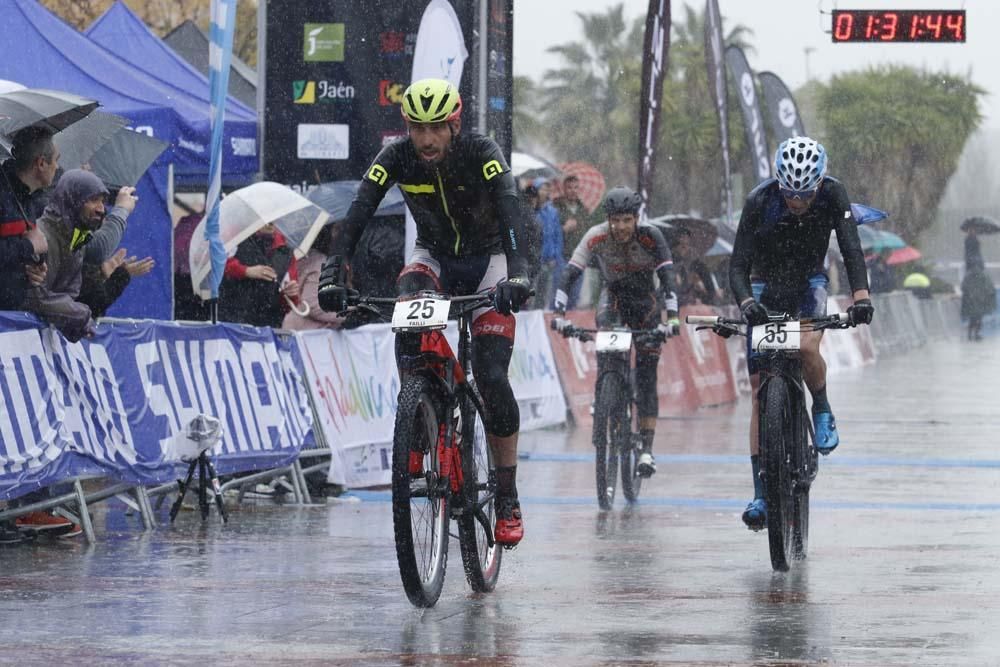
[401,78,463,124]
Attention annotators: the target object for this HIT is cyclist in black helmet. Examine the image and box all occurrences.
[553,186,680,478]
[318,78,532,546]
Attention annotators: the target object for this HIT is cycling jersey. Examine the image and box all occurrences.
[729,177,868,305]
[561,221,678,313]
[330,133,529,279]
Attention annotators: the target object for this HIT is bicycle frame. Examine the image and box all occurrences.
[358,292,494,520]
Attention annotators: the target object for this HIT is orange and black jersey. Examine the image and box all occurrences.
[560,221,678,312]
[730,176,869,305]
[329,133,529,279]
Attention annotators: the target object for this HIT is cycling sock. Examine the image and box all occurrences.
[810,385,831,415]
[496,465,518,499]
[640,429,655,453]
[750,455,764,499]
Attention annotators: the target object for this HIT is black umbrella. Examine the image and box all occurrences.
[307,180,406,222]
[53,110,129,171]
[647,214,719,258]
[0,88,98,139]
[960,216,1000,235]
[89,128,169,188]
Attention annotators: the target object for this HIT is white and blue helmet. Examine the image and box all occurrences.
[774,136,827,192]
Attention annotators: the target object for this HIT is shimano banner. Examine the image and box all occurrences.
[704,0,732,222]
[637,0,671,218]
[725,45,770,183]
[758,71,806,146]
[261,0,476,192]
[0,315,313,500]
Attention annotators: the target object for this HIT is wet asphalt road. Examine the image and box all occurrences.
[1,335,998,665]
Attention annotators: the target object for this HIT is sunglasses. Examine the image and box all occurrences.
[779,187,818,201]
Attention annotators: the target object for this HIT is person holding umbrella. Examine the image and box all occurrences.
[0,127,59,312]
[961,219,997,341]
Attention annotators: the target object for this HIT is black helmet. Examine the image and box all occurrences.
[603,186,642,216]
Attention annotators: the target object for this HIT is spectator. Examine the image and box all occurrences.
[532,177,563,309]
[25,170,136,342]
[552,174,591,308]
[518,183,543,284]
[282,227,343,330]
[218,223,302,328]
[173,210,208,320]
[867,247,896,293]
[78,247,155,318]
[961,258,996,342]
[670,227,723,306]
[0,127,60,313]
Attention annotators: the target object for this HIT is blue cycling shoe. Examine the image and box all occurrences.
[813,412,839,455]
[742,498,767,531]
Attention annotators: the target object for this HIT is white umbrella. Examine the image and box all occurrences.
[510,151,561,179]
[189,181,330,301]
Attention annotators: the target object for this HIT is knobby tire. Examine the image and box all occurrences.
[762,377,795,572]
[457,386,502,592]
[392,376,449,607]
[594,371,628,510]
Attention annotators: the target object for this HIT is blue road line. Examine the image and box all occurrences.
[516,451,1000,469]
[344,490,1000,512]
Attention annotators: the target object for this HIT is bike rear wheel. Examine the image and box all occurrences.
[762,377,795,572]
[392,376,449,607]
[457,388,502,592]
[593,371,628,510]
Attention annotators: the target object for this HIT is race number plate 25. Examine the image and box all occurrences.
[751,321,801,351]
[595,331,632,353]
[391,298,450,331]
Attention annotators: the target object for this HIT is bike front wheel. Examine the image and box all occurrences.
[621,432,643,503]
[593,371,628,510]
[457,388,502,592]
[392,376,449,607]
[762,377,795,572]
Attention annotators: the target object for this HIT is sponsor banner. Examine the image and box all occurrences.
[725,45,771,183]
[0,315,313,500]
[296,311,566,488]
[545,306,736,427]
[262,0,476,186]
[704,0,733,223]
[637,0,671,218]
[758,71,805,146]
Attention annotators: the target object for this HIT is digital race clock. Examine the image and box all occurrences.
[832,10,965,43]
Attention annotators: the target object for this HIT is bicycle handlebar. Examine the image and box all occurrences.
[554,323,669,344]
[685,312,855,337]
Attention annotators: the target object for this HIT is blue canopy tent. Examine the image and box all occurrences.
[0,0,259,319]
[86,2,258,190]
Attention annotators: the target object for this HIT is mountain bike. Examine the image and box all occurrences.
[348,290,503,607]
[553,323,667,510]
[687,312,854,571]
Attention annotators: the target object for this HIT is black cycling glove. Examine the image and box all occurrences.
[740,300,770,327]
[848,298,875,326]
[495,277,532,315]
[318,255,349,312]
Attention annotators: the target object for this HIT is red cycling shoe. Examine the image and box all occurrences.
[494,496,523,547]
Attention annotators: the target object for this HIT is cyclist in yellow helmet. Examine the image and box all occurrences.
[319,78,532,546]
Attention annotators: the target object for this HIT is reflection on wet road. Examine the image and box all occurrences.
[1,337,997,664]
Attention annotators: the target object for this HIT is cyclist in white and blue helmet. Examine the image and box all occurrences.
[728,135,874,531]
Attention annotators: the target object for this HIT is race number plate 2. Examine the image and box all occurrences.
[751,321,801,351]
[595,331,632,353]
[391,298,450,331]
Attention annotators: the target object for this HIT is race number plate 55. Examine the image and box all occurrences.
[751,321,801,351]
[392,298,450,331]
[595,331,632,353]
